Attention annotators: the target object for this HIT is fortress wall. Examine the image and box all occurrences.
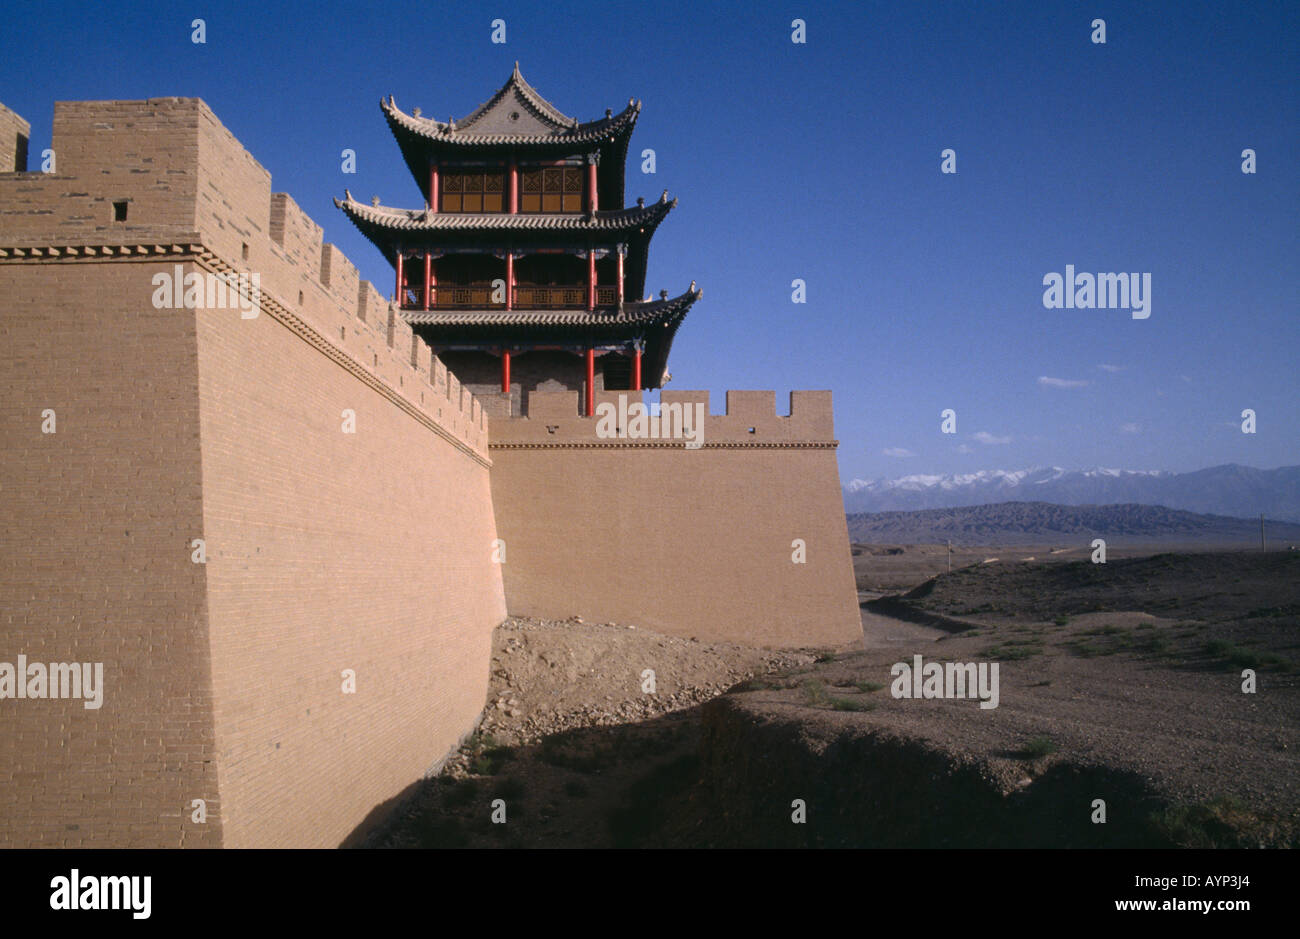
[0,102,29,173]
[186,97,504,847]
[193,291,505,849]
[489,390,862,648]
[0,99,207,243]
[0,98,505,846]
[0,260,222,847]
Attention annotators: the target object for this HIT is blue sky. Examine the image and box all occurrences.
[3,0,1295,481]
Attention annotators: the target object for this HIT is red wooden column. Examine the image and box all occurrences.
[585,348,595,416]
[586,250,596,311]
[395,249,404,305]
[586,157,598,213]
[429,163,440,212]
[509,161,519,214]
[505,252,514,310]
[501,350,511,393]
[428,256,437,307]
[616,245,625,306]
[422,251,431,310]
[632,344,642,391]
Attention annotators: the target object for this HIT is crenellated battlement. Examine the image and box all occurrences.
[0,87,861,848]
[490,388,837,448]
[0,98,488,458]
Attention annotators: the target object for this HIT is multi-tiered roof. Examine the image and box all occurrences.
[336,65,699,401]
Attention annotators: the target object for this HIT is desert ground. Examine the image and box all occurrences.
[367,545,1298,848]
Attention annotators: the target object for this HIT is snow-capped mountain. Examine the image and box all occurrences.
[842,464,1300,522]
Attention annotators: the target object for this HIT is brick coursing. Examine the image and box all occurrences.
[0,96,860,847]
[0,98,504,848]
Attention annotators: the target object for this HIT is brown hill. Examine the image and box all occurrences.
[847,501,1300,546]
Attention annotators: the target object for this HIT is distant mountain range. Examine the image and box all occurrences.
[843,464,1300,522]
[846,501,1300,546]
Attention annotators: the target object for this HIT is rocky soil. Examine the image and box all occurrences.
[367,551,1298,848]
[447,615,812,756]
[367,616,814,847]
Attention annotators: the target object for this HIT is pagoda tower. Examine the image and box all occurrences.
[337,65,701,418]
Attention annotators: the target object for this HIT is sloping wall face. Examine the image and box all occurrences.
[489,390,862,648]
[0,260,222,847]
[0,98,508,847]
[194,292,505,848]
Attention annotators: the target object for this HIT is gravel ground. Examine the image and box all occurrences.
[369,551,1298,847]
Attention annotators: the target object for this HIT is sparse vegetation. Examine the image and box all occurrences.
[1067,640,1109,658]
[1018,736,1058,759]
[538,737,604,774]
[1203,639,1292,671]
[1068,626,1175,659]
[980,641,1043,661]
[800,677,829,706]
[441,777,479,808]
[467,733,515,775]
[1149,796,1261,848]
[800,677,876,712]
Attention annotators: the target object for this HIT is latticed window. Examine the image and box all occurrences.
[441,170,505,213]
[520,166,583,213]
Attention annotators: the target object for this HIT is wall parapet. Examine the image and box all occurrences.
[489,389,837,448]
[0,97,488,460]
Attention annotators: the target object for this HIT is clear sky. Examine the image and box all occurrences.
[3,0,1295,481]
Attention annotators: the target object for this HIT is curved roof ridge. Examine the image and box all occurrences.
[381,97,639,145]
[381,63,642,146]
[451,63,576,131]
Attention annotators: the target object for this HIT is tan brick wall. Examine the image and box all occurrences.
[0,102,30,173]
[0,98,507,847]
[489,390,862,648]
[194,286,506,849]
[0,261,222,848]
[0,93,862,849]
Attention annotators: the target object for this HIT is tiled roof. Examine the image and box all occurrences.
[460,62,578,130]
[334,191,675,233]
[403,285,699,390]
[382,65,640,147]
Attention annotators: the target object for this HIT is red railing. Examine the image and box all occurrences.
[400,284,618,310]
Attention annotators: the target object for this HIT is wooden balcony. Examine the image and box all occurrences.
[400,284,618,311]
